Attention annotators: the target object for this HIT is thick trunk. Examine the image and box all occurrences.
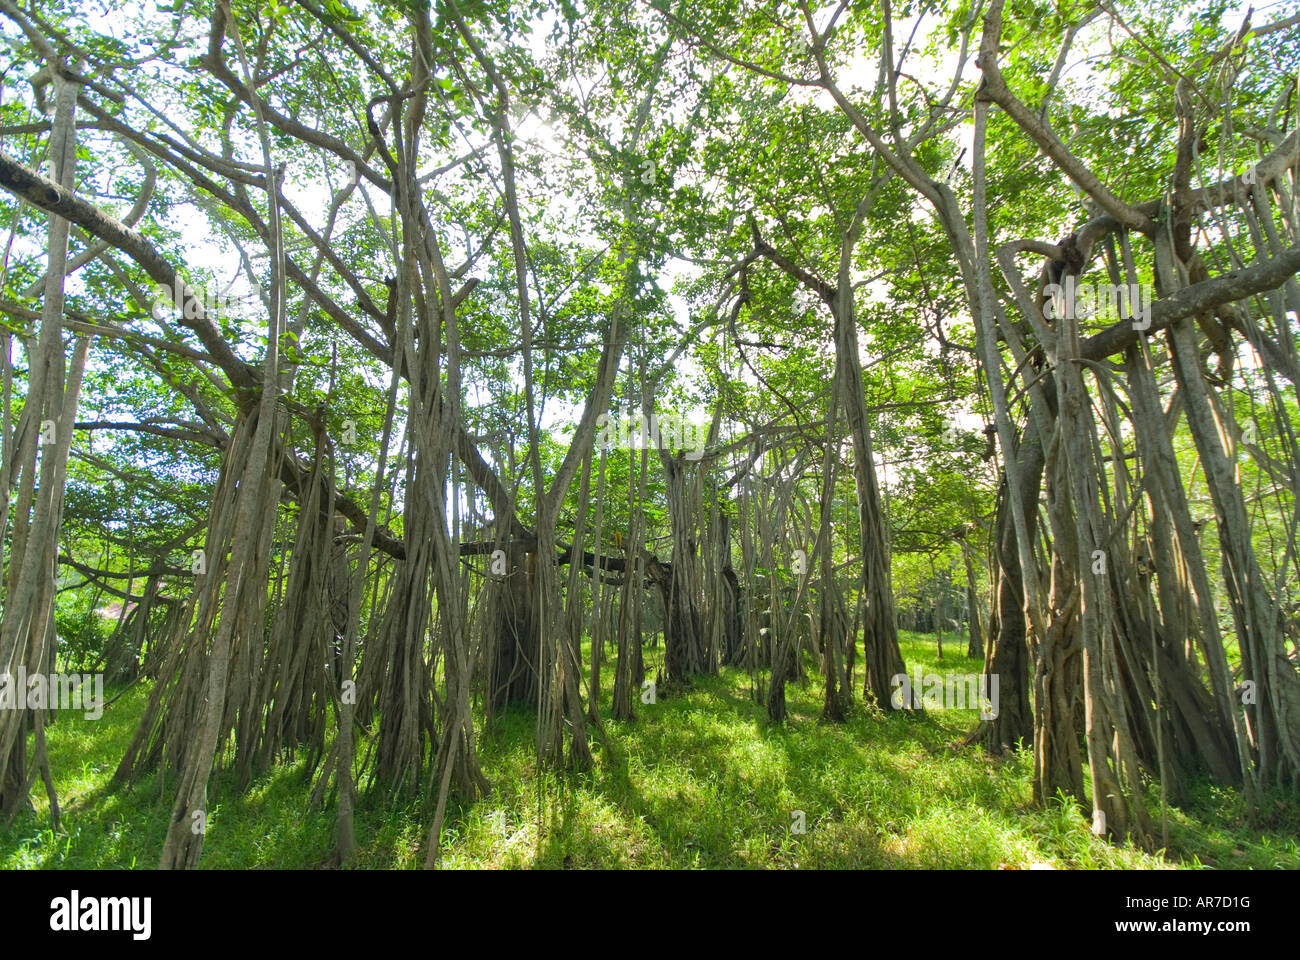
[982,451,1039,754]
[831,300,909,710]
[486,547,541,712]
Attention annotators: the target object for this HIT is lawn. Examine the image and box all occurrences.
[2,632,1296,869]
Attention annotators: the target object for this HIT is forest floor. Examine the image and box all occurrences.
[2,632,1296,869]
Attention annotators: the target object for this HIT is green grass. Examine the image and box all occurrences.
[2,631,1297,869]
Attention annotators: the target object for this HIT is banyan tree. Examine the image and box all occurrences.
[0,0,1297,867]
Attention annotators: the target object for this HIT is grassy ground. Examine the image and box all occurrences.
[2,631,1297,869]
